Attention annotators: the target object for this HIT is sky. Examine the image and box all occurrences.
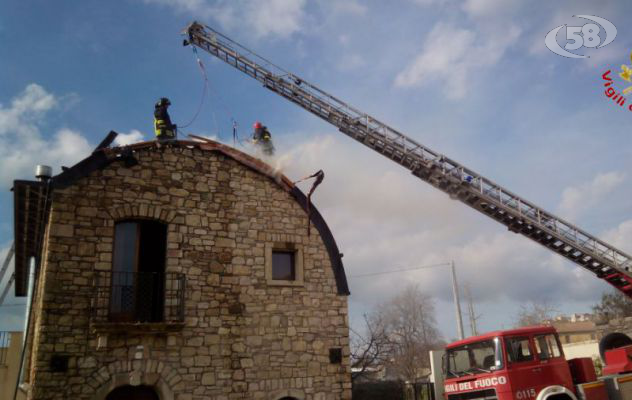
[2,0,632,342]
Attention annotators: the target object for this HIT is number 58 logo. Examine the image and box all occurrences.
[545,15,617,58]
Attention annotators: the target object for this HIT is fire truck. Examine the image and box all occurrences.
[440,325,632,400]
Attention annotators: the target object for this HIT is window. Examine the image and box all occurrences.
[110,220,167,322]
[265,242,304,286]
[446,338,504,377]
[272,251,295,280]
[505,337,534,363]
[534,334,562,359]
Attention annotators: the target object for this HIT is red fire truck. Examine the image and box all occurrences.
[441,326,632,400]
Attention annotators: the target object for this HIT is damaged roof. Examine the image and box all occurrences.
[12,132,350,296]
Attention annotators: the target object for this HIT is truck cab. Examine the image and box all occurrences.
[443,326,576,400]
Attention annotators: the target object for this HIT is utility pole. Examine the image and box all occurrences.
[464,284,479,337]
[451,261,465,340]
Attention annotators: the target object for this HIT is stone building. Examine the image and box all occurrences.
[550,321,597,345]
[12,134,351,399]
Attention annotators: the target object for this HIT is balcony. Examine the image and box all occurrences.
[91,271,185,333]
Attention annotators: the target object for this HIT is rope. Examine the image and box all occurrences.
[182,45,251,149]
[179,47,209,129]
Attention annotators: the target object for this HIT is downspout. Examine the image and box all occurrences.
[22,258,35,340]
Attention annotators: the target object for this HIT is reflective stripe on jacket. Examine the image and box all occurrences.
[154,118,173,136]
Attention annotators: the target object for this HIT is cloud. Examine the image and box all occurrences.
[270,133,606,316]
[394,23,520,99]
[558,171,625,220]
[338,54,366,71]
[143,0,306,39]
[395,0,523,100]
[247,0,306,38]
[0,84,56,137]
[410,0,447,5]
[462,0,519,19]
[0,84,92,188]
[330,1,367,16]
[114,129,146,146]
[603,219,632,255]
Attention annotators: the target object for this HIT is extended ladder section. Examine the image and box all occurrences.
[184,22,632,297]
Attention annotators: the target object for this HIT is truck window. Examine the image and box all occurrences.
[534,334,561,359]
[505,337,534,363]
[445,338,503,377]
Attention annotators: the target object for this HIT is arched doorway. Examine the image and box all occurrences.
[278,398,299,400]
[106,385,159,400]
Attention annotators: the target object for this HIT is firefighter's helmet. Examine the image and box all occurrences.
[156,97,171,108]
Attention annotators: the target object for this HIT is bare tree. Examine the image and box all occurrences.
[593,290,632,321]
[380,284,443,381]
[515,300,558,327]
[350,312,393,382]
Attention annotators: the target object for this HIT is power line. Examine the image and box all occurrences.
[350,262,451,278]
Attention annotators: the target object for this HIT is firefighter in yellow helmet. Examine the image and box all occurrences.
[154,97,176,141]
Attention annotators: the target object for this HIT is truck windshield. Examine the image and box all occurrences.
[446,338,503,377]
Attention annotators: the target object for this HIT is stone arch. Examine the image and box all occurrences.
[269,389,305,400]
[72,359,180,400]
[107,204,177,224]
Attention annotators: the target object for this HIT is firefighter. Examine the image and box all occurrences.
[252,121,274,155]
[154,97,176,141]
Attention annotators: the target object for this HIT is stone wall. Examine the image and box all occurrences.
[596,317,632,341]
[25,145,351,400]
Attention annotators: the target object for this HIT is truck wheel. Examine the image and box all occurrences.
[599,332,632,360]
[547,394,574,400]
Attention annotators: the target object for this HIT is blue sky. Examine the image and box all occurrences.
[2,0,632,341]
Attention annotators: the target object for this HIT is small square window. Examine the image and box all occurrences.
[266,243,304,287]
[272,251,295,280]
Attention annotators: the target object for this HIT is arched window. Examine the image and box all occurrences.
[109,220,167,322]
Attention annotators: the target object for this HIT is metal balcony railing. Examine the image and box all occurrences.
[92,271,185,324]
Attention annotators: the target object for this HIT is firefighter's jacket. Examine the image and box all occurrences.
[154,106,175,138]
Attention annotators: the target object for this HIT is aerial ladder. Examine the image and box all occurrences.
[183,22,632,298]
